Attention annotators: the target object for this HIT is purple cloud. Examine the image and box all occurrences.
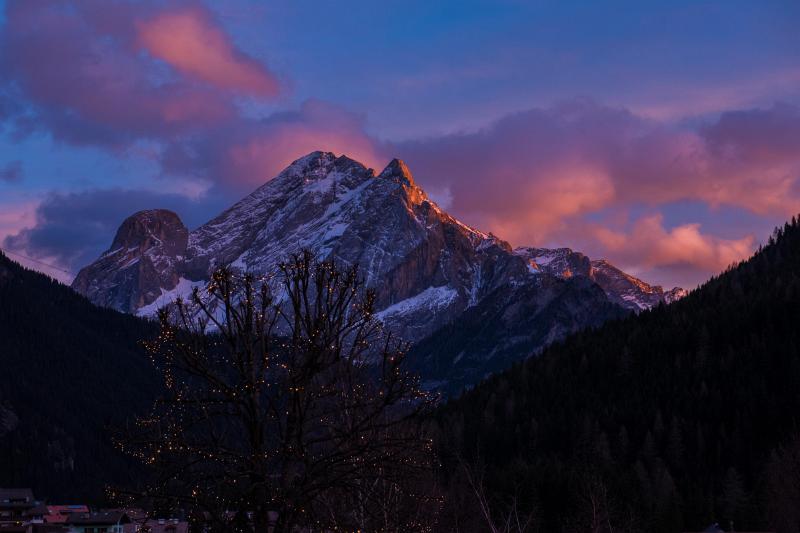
[3,189,229,276]
[393,100,800,285]
[0,0,278,147]
[0,160,23,183]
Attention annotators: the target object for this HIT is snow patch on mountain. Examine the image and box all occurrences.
[135,278,207,317]
[376,286,459,320]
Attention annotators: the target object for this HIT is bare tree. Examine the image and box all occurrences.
[117,251,437,532]
[437,450,535,533]
[563,469,641,533]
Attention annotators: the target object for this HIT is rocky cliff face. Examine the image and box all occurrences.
[514,247,685,311]
[72,209,188,312]
[72,151,685,390]
[589,259,687,309]
[407,273,627,394]
[180,152,517,342]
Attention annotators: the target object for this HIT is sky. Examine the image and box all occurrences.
[1,0,799,289]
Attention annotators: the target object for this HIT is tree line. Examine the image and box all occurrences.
[435,217,800,532]
[5,216,800,531]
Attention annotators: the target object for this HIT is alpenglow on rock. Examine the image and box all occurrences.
[73,152,685,389]
[513,247,687,311]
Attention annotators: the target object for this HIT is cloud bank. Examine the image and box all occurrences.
[393,100,800,286]
[2,1,799,289]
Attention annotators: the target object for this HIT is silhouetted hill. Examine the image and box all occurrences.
[437,217,800,532]
[0,252,159,502]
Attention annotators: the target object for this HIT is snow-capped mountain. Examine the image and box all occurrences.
[74,152,529,341]
[72,151,684,390]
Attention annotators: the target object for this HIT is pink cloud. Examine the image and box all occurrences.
[224,101,382,183]
[701,102,800,165]
[590,215,755,274]
[160,100,382,189]
[471,163,615,244]
[1,1,374,193]
[0,199,73,282]
[136,6,280,97]
[398,100,800,232]
[393,99,800,286]
[0,1,276,145]
[0,199,38,245]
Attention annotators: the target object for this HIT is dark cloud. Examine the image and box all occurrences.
[701,102,800,164]
[0,160,22,183]
[3,189,231,275]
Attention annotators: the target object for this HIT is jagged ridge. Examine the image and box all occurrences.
[514,247,686,310]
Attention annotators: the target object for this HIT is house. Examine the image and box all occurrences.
[91,509,187,533]
[682,525,776,533]
[22,505,48,524]
[0,488,37,526]
[41,507,90,525]
[1,526,68,533]
[135,519,187,533]
[63,511,130,533]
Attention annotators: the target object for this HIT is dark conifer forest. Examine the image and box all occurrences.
[436,217,800,532]
[3,215,800,531]
[0,252,160,502]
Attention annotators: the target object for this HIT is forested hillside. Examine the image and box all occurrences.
[6,209,800,530]
[0,252,160,502]
[437,218,800,532]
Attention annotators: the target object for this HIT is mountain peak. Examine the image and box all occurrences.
[110,209,187,254]
[293,150,332,165]
[285,151,337,177]
[73,208,188,312]
[379,158,415,186]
